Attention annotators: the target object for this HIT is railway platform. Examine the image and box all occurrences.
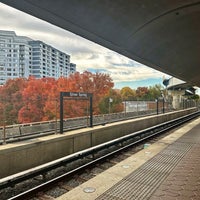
[57,117,200,200]
[1,109,196,179]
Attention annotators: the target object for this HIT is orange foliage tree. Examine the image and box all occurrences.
[136,87,149,99]
[66,71,114,115]
[18,77,57,123]
[17,71,114,123]
[0,78,27,125]
[0,72,167,126]
[0,71,116,125]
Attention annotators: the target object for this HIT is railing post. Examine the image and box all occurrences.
[163,98,165,113]
[19,125,22,136]
[3,123,6,144]
[55,99,58,134]
[60,92,64,134]
[89,95,93,127]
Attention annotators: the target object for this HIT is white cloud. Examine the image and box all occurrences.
[0,2,169,87]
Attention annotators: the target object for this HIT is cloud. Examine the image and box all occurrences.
[0,3,170,87]
[74,51,169,83]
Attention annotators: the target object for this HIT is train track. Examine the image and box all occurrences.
[0,111,199,200]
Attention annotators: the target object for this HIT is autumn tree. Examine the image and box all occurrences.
[136,87,149,99]
[0,78,27,125]
[0,71,120,125]
[120,87,136,100]
[122,85,164,101]
[17,71,114,123]
[40,78,58,121]
[99,89,123,114]
[62,71,114,116]
[18,77,57,123]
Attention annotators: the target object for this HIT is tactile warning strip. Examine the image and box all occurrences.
[96,130,199,200]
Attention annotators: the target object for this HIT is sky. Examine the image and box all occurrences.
[0,3,171,89]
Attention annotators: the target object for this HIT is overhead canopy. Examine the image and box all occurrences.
[1,0,200,86]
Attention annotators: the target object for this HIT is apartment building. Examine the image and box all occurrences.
[0,30,76,85]
[70,63,76,74]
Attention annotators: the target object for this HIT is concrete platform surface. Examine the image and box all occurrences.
[57,117,200,200]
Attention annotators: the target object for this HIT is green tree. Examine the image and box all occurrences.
[120,87,136,100]
[147,84,164,100]
[99,89,123,114]
[190,94,199,100]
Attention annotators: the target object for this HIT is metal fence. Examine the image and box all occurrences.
[0,99,197,143]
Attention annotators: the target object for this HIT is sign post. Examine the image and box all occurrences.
[60,92,93,134]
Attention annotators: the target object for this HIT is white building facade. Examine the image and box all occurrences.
[0,30,76,85]
[164,77,196,109]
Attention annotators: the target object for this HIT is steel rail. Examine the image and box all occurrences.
[3,111,200,200]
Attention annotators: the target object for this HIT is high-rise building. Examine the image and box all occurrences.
[70,63,76,74]
[0,30,32,85]
[0,30,76,85]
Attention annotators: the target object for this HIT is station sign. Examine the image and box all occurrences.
[60,91,93,133]
[61,92,92,98]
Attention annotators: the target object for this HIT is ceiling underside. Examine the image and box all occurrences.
[1,0,200,86]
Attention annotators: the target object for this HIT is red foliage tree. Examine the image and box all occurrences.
[136,87,149,99]
[67,71,114,114]
[0,71,115,125]
[18,77,57,123]
[0,78,27,125]
[17,71,114,123]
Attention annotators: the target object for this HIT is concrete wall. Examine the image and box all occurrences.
[0,108,197,178]
[0,109,167,138]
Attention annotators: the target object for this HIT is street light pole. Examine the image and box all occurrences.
[156,98,158,115]
[109,97,113,114]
